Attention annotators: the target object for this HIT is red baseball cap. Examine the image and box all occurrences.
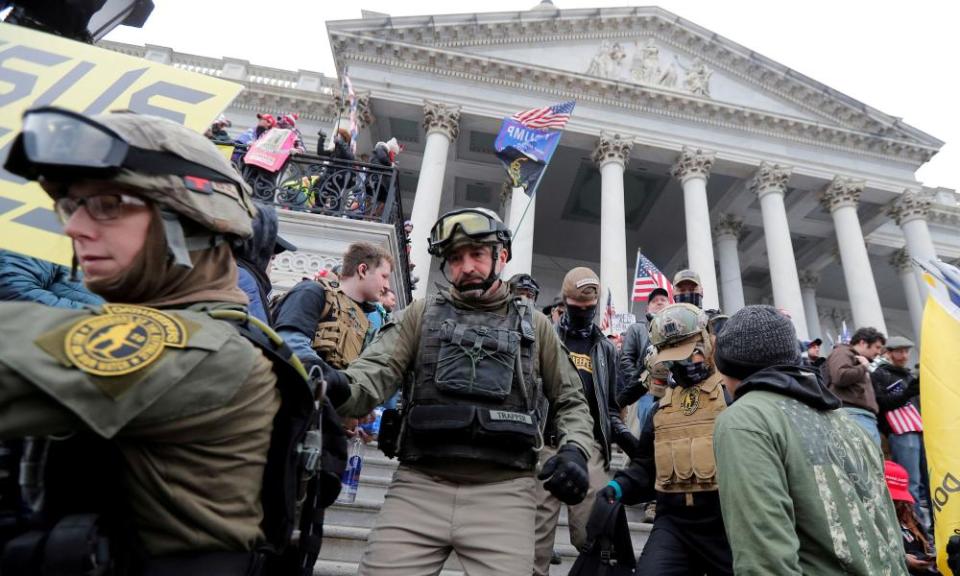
[257,113,277,127]
[884,460,914,504]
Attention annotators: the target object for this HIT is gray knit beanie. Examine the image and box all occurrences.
[715,305,801,380]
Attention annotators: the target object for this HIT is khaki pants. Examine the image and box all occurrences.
[358,465,537,576]
[532,442,610,576]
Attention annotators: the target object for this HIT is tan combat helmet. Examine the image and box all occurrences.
[649,302,712,363]
[5,107,257,267]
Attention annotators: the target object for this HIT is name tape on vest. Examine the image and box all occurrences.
[488,410,534,425]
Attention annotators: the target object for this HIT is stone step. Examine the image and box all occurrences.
[314,524,645,576]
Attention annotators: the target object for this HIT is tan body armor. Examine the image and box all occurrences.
[311,279,370,369]
[653,373,727,494]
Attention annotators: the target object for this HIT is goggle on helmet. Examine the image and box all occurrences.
[427,207,512,261]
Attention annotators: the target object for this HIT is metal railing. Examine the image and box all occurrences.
[231,147,413,300]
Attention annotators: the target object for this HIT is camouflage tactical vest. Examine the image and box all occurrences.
[399,294,542,471]
[311,279,370,369]
[653,372,727,494]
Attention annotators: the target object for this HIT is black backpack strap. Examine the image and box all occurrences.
[207,309,341,576]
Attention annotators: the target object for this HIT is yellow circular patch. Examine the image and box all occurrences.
[679,385,701,416]
[64,304,187,377]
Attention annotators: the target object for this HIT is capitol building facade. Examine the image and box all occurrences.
[103,3,959,346]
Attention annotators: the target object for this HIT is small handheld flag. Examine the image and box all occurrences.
[632,251,673,302]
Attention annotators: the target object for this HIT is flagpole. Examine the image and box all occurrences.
[511,168,546,238]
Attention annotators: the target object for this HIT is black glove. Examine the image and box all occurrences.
[596,481,620,504]
[308,358,351,407]
[538,444,589,505]
[947,534,960,575]
[615,431,641,461]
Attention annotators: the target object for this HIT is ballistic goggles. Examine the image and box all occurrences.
[427,208,511,259]
[5,107,233,185]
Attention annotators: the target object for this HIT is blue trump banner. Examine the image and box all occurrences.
[494,118,563,193]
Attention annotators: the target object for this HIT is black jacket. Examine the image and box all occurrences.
[871,360,920,433]
[617,321,651,408]
[555,323,637,467]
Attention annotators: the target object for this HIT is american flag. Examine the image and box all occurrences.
[600,288,615,331]
[511,100,576,130]
[632,251,673,302]
[342,72,359,153]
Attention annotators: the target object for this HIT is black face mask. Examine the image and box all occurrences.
[669,359,711,388]
[674,291,703,309]
[565,305,596,331]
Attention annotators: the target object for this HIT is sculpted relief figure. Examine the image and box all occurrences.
[587,41,627,80]
[585,38,713,97]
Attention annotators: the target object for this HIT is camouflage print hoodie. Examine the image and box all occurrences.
[713,365,908,576]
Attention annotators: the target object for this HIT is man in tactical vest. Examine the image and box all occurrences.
[532,267,640,576]
[319,207,596,574]
[0,107,326,574]
[598,303,734,575]
[274,241,393,371]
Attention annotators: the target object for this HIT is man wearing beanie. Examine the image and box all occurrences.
[713,305,907,576]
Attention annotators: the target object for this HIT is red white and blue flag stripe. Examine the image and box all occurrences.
[511,100,576,130]
[633,251,673,302]
[886,404,923,434]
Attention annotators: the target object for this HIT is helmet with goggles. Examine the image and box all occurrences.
[4,106,256,240]
[427,207,512,261]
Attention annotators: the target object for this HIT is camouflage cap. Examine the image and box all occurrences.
[92,112,255,238]
[673,269,701,287]
[562,267,600,301]
[649,303,709,348]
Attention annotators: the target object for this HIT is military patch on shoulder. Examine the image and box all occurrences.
[64,304,188,377]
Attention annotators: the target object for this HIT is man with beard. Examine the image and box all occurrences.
[531,267,638,576]
[318,207,594,574]
[598,303,734,575]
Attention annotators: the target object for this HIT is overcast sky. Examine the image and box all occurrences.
[106,0,959,191]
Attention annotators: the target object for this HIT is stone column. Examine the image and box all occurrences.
[409,101,460,299]
[713,214,745,314]
[751,162,808,338]
[798,271,822,340]
[890,248,923,341]
[502,187,536,278]
[888,190,938,299]
[671,147,719,310]
[592,133,633,314]
[820,177,887,334]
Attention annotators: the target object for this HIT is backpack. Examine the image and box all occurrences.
[569,498,637,576]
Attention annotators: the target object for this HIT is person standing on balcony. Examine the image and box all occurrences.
[316,207,595,575]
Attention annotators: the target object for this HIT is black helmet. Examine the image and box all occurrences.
[509,273,540,300]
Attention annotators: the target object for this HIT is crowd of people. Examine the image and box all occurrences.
[0,104,956,576]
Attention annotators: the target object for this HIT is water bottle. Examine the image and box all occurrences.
[337,436,365,504]
[361,407,383,438]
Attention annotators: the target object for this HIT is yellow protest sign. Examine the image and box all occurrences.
[0,23,243,266]
[920,291,960,575]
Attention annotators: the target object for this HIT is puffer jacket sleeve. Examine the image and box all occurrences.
[617,322,649,407]
[0,252,102,309]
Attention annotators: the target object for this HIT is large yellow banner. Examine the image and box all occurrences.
[0,24,243,265]
[920,292,960,575]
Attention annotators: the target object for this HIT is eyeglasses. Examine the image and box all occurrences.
[55,193,147,223]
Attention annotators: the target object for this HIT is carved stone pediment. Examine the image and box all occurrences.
[328,6,942,161]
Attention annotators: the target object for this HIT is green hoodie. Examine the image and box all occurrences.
[714,365,908,576]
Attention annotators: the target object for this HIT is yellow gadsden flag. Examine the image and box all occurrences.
[920,288,960,575]
[0,24,243,266]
